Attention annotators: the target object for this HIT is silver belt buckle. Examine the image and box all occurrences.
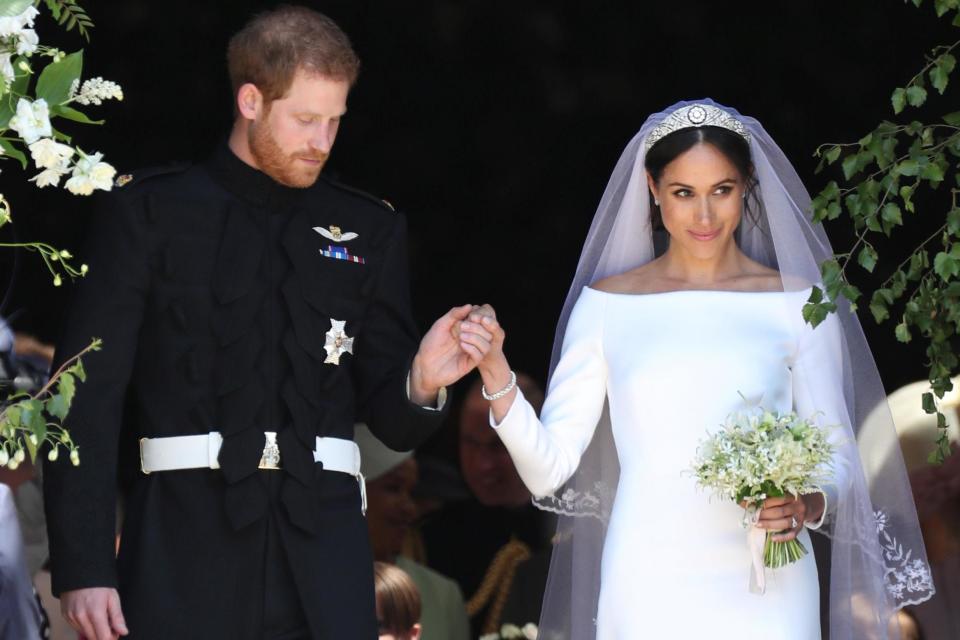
[258,431,281,470]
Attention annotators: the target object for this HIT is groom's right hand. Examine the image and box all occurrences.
[61,587,129,639]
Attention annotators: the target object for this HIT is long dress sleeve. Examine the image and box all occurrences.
[791,308,851,530]
[491,289,608,498]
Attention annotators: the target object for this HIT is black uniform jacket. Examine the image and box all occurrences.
[43,144,447,639]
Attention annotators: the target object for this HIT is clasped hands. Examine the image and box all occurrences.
[410,304,506,404]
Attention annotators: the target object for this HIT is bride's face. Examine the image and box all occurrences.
[646,142,745,261]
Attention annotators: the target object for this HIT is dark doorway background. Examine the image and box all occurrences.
[1,0,956,394]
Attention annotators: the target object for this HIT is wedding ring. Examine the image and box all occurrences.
[790,515,799,528]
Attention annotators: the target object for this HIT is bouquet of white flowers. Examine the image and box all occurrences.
[479,622,538,640]
[690,407,836,591]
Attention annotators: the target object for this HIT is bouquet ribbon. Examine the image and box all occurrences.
[747,512,766,595]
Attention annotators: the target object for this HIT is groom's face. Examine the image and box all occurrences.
[247,70,349,188]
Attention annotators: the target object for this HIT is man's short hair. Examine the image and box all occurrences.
[227,5,360,105]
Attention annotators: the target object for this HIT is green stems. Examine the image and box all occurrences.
[763,534,808,568]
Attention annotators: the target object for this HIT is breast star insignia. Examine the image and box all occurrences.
[324,319,354,365]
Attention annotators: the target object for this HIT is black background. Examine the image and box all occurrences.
[2,0,958,394]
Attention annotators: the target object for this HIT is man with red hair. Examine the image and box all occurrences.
[45,7,477,639]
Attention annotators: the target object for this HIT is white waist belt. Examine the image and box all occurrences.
[139,432,366,512]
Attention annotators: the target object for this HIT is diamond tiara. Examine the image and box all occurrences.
[645,103,750,151]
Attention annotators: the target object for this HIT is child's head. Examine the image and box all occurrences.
[374,562,422,640]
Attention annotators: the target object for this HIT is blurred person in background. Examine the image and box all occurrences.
[357,424,470,640]
[418,373,552,636]
[373,561,422,640]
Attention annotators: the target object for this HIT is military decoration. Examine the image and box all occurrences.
[313,225,358,242]
[324,319,354,365]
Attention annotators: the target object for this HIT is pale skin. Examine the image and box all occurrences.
[459,142,826,552]
[59,69,482,640]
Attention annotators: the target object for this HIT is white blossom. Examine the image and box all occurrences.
[64,174,94,196]
[47,446,58,462]
[8,98,52,144]
[15,28,37,55]
[0,6,38,38]
[65,150,115,195]
[72,77,124,106]
[69,448,80,466]
[30,166,67,188]
[0,52,14,85]
[29,138,75,170]
[0,449,7,466]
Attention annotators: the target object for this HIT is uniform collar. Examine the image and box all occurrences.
[205,142,309,209]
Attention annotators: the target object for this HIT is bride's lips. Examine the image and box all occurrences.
[688,229,721,241]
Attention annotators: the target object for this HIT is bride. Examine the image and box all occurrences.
[455,101,934,638]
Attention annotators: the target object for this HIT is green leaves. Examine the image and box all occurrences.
[45,372,75,420]
[944,110,960,126]
[0,139,27,169]
[895,320,913,343]
[892,88,906,115]
[36,50,84,106]
[51,104,103,125]
[802,285,837,328]
[42,0,95,40]
[858,245,879,272]
[0,339,99,467]
[907,85,929,108]
[934,246,960,280]
[0,0,35,17]
[930,54,956,94]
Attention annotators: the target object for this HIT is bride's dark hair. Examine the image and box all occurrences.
[644,126,760,230]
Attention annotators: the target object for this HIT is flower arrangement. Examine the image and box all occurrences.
[479,622,538,640]
[690,407,837,574]
[0,0,118,468]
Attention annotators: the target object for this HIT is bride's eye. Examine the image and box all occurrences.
[673,188,692,198]
[713,185,734,196]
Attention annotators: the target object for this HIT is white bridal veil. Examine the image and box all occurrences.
[532,99,935,639]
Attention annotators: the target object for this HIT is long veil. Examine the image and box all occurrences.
[532,99,935,639]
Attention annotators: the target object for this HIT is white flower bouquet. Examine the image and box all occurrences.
[690,407,836,574]
[479,622,538,640]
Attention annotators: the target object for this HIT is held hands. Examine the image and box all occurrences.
[60,587,128,640]
[453,304,506,371]
[752,493,826,542]
[410,304,503,403]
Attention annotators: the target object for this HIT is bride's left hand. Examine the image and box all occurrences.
[755,493,825,542]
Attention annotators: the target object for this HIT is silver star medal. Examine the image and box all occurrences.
[324,319,354,365]
[313,225,358,242]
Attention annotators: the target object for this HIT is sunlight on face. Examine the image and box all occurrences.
[249,70,349,188]
[648,142,746,261]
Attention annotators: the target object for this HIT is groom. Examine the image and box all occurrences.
[44,6,478,639]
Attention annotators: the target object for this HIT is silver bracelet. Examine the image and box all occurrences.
[481,370,517,401]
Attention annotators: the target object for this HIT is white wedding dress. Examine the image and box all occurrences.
[493,287,845,639]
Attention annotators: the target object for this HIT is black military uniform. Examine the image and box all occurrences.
[43,144,447,639]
